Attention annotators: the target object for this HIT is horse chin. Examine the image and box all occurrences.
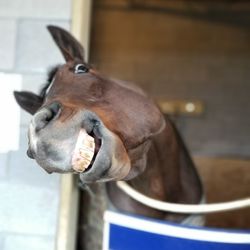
[27,131,78,174]
[31,145,75,174]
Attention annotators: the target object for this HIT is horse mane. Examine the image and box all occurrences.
[39,65,61,98]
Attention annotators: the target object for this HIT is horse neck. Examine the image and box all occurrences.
[106,119,203,221]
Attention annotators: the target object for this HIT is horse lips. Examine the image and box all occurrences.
[72,129,95,172]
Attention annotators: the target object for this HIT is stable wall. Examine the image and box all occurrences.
[0,1,71,249]
[90,0,250,158]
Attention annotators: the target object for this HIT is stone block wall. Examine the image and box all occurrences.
[0,1,72,249]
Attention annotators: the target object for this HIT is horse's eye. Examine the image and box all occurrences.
[74,64,88,74]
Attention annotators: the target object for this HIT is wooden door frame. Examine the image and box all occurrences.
[55,1,93,250]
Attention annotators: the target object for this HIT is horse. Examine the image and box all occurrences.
[14,26,203,249]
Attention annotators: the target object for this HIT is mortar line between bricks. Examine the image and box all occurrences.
[5,152,11,180]
[1,231,55,238]
[18,17,70,24]
[13,18,19,71]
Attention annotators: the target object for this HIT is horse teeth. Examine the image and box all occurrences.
[83,138,95,150]
[72,129,95,173]
[79,148,94,161]
[73,158,91,172]
[80,159,90,170]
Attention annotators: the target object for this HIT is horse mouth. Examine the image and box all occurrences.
[72,128,101,173]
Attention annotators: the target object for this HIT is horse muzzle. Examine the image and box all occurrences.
[27,105,131,182]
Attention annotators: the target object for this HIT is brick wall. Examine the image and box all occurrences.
[0,1,72,249]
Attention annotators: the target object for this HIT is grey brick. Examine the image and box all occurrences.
[8,127,60,189]
[0,182,59,236]
[0,0,71,20]
[3,234,55,250]
[0,234,4,250]
[16,20,70,73]
[0,153,9,179]
[0,19,17,70]
[22,73,47,93]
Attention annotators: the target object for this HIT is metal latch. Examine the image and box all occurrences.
[157,100,204,116]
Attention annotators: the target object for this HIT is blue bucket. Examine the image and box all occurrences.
[103,211,250,250]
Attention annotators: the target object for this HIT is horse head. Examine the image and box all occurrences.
[14,26,165,184]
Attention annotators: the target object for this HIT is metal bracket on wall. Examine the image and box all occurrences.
[157,100,204,116]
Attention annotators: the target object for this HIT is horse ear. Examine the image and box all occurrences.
[14,91,43,115]
[47,25,84,62]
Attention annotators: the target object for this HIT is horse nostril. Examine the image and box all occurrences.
[34,102,61,132]
[27,148,35,159]
[45,102,60,122]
